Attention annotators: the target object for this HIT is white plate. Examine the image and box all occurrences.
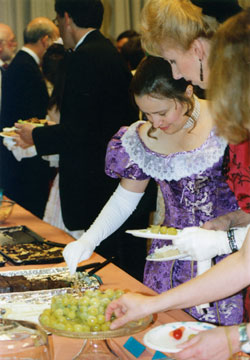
[126,228,181,240]
[143,321,216,353]
[146,245,190,261]
[0,127,17,138]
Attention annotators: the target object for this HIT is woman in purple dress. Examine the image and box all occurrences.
[63,56,241,325]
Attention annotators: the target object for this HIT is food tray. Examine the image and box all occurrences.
[0,267,100,324]
[0,253,6,266]
[0,225,65,265]
[0,266,100,294]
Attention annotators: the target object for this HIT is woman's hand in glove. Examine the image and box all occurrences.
[63,236,96,275]
[172,227,230,261]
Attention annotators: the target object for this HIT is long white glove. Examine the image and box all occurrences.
[172,226,250,261]
[63,184,144,274]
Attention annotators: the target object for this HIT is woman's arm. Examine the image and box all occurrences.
[203,209,250,230]
[106,229,250,329]
[63,178,149,274]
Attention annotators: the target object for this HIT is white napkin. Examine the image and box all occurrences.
[3,137,37,161]
[3,137,59,167]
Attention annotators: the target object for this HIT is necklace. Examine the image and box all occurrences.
[183,96,200,129]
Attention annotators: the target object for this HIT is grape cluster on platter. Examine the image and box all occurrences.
[40,288,124,333]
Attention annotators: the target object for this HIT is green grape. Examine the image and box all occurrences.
[88,306,98,316]
[78,296,90,306]
[98,305,105,315]
[104,289,115,299]
[55,322,66,331]
[100,297,110,307]
[97,314,105,324]
[89,297,100,307]
[79,311,88,321]
[101,322,111,331]
[69,304,77,312]
[87,315,97,327]
[81,324,91,332]
[61,295,70,306]
[73,324,84,332]
[54,308,64,318]
[65,323,74,332]
[92,324,101,332]
[42,309,51,317]
[67,310,76,320]
[40,314,50,326]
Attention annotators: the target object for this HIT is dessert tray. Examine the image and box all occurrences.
[0,225,65,265]
[0,267,100,324]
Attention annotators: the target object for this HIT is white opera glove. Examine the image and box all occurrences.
[172,225,250,261]
[63,184,144,274]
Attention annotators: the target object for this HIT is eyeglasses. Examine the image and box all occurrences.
[52,17,59,27]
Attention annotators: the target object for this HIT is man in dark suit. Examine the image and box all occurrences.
[16,0,156,280]
[0,17,59,218]
[16,0,139,230]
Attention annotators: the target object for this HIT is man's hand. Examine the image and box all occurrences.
[15,123,36,147]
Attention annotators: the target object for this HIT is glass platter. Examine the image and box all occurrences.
[39,314,153,360]
[39,314,153,339]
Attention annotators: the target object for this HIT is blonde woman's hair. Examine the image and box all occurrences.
[207,8,250,144]
[141,0,219,56]
[238,0,250,9]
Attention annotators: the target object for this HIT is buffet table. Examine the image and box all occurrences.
[1,203,194,359]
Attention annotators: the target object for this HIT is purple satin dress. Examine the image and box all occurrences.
[105,121,242,325]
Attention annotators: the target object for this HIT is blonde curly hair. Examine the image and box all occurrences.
[141,0,219,56]
[207,9,250,144]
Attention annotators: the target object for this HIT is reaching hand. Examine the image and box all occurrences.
[174,326,238,360]
[172,227,230,261]
[105,293,153,329]
[63,236,96,274]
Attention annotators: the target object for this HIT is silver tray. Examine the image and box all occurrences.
[0,267,100,324]
[0,266,100,299]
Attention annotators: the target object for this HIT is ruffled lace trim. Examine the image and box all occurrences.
[121,121,227,181]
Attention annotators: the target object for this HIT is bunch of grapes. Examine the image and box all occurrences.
[40,288,124,333]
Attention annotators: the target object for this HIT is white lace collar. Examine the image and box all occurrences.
[121,121,227,181]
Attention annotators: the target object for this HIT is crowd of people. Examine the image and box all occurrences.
[1,0,250,358]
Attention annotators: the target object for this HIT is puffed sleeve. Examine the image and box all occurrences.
[105,126,150,180]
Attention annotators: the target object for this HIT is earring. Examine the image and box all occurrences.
[199,59,203,82]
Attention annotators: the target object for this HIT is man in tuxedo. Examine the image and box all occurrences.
[16,0,138,229]
[16,0,156,280]
[0,17,59,218]
[0,23,17,113]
